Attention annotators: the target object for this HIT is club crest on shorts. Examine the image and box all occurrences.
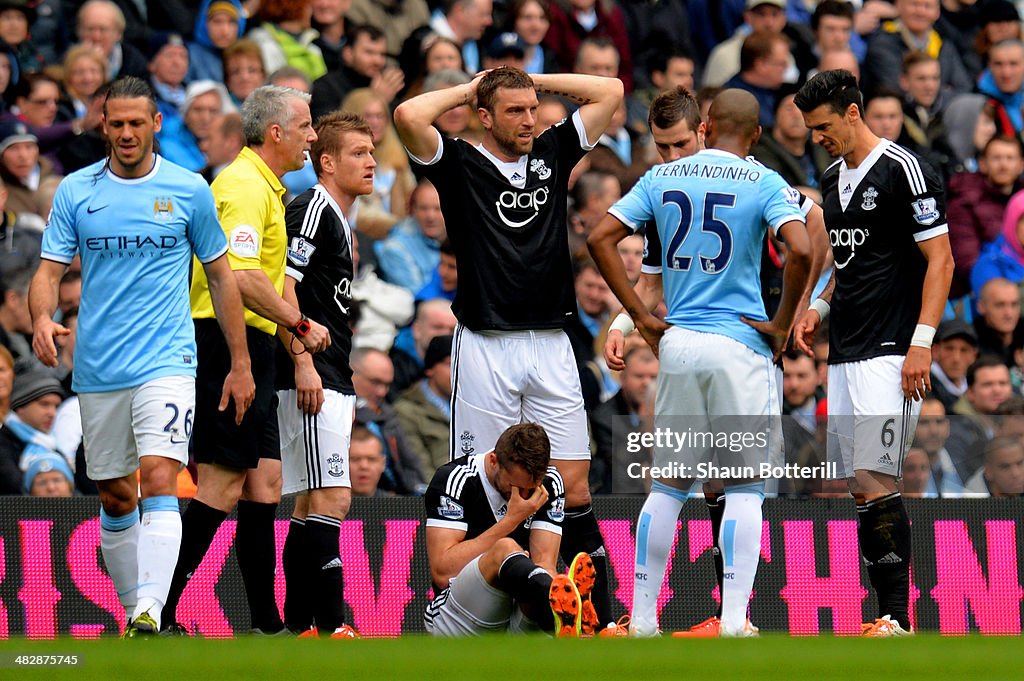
[327,453,345,477]
[530,158,551,180]
[861,186,878,211]
[438,495,464,520]
[460,431,475,455]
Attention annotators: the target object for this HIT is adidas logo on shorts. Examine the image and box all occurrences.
[875,552,902,564]
[876,452,894,467]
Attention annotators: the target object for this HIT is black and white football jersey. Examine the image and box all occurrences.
[410,112,592,332]
[424,453,565,591]
[275,184,355,394]
[819,139,947,364]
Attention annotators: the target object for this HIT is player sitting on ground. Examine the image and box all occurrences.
[423,422,590,637]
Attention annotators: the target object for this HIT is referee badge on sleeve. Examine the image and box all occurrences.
[911,197,939,226]
[229,225,260,258]
[288,236,316,266]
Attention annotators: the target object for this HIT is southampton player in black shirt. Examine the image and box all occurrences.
[793,70,954,636]
[275,112,374,638]
[424,422,591,637]
[395,67,622,633]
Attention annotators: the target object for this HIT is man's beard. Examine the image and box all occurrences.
[492,126,533,157]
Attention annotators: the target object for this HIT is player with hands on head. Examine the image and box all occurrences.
[395,65,623,633]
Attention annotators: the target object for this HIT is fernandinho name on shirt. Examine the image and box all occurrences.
[654,163,763,182]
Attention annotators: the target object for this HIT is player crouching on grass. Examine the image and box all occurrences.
[423,423,593,637]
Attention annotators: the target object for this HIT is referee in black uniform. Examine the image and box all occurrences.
[395,67,622,633]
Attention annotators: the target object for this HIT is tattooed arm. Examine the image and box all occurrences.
[531,73,624,146]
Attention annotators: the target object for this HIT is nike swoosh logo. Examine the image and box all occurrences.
[87,205,109,214]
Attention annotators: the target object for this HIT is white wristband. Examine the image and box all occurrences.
[809,298,830,321]
[910,323,936,349]
[609,313,635,336]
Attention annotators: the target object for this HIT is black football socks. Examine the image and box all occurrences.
[162,499,227,628]
[282,517,313,632]
[306,514,346,632]
[856,492,912,630]
[497,551,554,628]
[705,493,726,619]
[236,500,284,633]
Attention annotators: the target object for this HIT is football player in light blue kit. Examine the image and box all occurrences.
[28,77,255,637]
[588,89,811,637]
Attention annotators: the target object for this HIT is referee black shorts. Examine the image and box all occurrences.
[193,318,280,470]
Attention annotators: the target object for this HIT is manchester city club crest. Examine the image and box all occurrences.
[327,453,345,478]
[154,197,174,220]
[460,431,475,455]
[861,186,878,211]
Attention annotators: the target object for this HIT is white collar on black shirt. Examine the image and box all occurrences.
[469,109,595,188]
[475,452,510,522]
[473,144,529,189]
[314,183,353,258]
[837,139,888,211]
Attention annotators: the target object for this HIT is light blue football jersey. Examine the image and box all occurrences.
[41,155,227,392]
[609,149,804,357]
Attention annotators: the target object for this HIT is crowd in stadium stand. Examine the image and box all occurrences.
[0,0,1022,500]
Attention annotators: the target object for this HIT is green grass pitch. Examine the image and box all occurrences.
[0,634,1020,681]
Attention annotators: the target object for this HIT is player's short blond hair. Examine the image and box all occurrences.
[311,111,373,177]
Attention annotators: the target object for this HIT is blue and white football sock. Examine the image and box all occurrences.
[100,506,140,617]
[133,495,182,629]
[631,481,686,636]
[719,483,764,636]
